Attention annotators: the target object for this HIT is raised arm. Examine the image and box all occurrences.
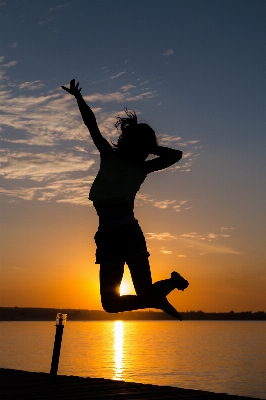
[62,79,113,160]
[141,146,182,174]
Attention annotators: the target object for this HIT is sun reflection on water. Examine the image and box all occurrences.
[113,321,124,380]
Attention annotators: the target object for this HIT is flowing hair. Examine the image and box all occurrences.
[113,108,158,151]
[115,108,138,131]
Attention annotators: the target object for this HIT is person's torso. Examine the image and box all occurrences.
[89,152,146,221]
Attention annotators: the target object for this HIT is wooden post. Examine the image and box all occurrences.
[50,313,67,376]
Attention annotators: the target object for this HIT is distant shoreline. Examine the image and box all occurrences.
[0,307,265,321]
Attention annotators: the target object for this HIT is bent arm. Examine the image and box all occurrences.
[141,146,182,174]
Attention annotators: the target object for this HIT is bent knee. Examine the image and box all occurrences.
[101,297,120,314]
[102,304,120,314]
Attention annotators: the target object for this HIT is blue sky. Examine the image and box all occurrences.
[0,0,265,311]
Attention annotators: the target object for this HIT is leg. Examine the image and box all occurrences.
[99,263,124,312]
[100,263,147,313]
[127,254,183,320]
[126,221,188,301]
[127,253,153,299]
[128,253,188,298]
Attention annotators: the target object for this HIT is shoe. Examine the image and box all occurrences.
[171,271,189,291]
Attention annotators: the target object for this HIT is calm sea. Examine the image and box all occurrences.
[0,321,265,399]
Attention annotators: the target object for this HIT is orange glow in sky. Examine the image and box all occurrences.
[0,1,265,313]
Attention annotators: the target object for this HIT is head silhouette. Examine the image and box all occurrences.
[114,108,158,162]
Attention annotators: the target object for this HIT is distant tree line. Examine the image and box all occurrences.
[0,307,265,321]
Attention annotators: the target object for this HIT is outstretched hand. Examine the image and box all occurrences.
[61,79,82,96]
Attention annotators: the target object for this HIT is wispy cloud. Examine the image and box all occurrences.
[139,81,149,86]
[74,146,88,153]
[197,242,241,255]
[39,17,55,26]
[158,135,200,148]
[19,81,45,90]
[120,85,136,92]
[84,90,157,103]
[180,231,234,242]
[180,232,207,240]
[136,194,189,212]
[0,82,97,206]
[111,72,126,79]
[153,199,176,209]
[146,232,177,241]
[1,61,18,68]
[179,230,241,255]
[0,92,81,146]
[158,135,201,170]
[162,49,174,57]
[126,91,157,101]
[49,4,68,11]
[0,149,94,181]
[173,200,188,212]
[1,176,95,206]
[146,228,240,256]
[172,205,180,212]
[160,248,172,254]
[158,135,182,144]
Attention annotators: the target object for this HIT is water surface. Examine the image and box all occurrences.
[0,321,265,399]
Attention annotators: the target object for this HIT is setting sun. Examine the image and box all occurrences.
[120,282,130,296]
[119,269,136,296]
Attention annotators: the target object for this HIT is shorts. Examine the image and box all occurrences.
[94,219,150,265]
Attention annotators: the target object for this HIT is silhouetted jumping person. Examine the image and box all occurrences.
[62,79,189,320]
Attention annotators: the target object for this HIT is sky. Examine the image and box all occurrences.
[0,0,265,312]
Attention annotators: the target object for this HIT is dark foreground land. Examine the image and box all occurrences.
[0,369,262,400]
[0,307,265,321]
